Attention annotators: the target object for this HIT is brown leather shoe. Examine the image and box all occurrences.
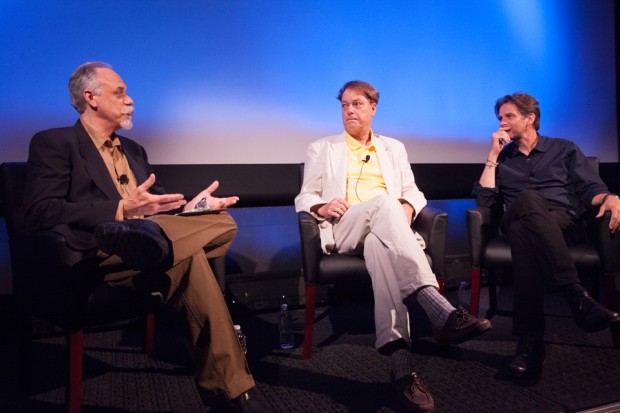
[433,307,492,345]
[393,372,434,412]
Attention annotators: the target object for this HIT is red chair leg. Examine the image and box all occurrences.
[470,268,481,317]
[67,329,83,413]
[437,278,445,296]
[144,313,155,356]
[303,285,316,359]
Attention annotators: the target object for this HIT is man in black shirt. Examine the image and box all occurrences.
[473,92,620,381]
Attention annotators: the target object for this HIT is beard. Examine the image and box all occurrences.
[120,107,134,130]
[120,118,133,130]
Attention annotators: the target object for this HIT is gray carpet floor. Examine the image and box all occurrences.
[1,284,619,413]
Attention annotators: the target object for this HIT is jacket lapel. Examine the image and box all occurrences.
[330,133,348,197]
[73,121,122,200]
[120,139,148,184]
[374,135,396,195]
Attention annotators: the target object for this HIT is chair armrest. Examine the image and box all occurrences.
[297,211,323,285]
[589,211,620,274]
[414,207,448,278]
[9,229,94,321]
[465,206,493,268]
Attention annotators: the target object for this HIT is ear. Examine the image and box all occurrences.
[370,102,377,116]
[527,112,536,127]
[83,90,97,109]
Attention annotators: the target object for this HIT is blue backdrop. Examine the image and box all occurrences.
[0,0,617,164]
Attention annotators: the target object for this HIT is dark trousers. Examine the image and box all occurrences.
[500,190,583,337]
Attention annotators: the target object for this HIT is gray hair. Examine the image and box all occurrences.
[68,61,112,113]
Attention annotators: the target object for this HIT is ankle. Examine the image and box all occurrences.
[390,348,415,382]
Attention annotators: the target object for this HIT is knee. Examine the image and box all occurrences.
[370,194,402,212]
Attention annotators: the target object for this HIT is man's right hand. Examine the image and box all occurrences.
[122,173,187,217]
[489,128,509,159]
[316,198,351,219]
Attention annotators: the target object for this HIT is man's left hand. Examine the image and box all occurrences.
[185,180,239,211]
[401,201,415,225]
[596,194,620,233]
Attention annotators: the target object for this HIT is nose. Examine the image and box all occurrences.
[125,94,134,105]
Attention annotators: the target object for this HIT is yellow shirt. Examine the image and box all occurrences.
[345,133,387,204]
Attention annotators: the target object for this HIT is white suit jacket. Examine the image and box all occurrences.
[295,132,427,253]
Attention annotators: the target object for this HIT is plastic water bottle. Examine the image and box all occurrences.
[458,281,469,310]
[234,325,247,354]
[279,303,294,349]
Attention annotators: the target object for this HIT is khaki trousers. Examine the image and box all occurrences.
[101,212,254,402]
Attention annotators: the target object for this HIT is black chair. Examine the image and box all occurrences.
[1,162,163,413]
[298,205,448,359]
[466,157,620,347]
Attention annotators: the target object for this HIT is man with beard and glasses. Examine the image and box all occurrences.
[23,62,269,412]
[473,92,620,382]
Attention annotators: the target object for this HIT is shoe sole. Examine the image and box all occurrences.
[577,315,620,333]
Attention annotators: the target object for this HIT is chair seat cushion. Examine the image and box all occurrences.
[318,254,370,284]
[318,251,433,284]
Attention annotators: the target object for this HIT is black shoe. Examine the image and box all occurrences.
[567,288,620,332]
[392,372,434,412]
[210,390,271,413]
[508,335,545,380]
[433,307,492,345]
[95,219,170,271]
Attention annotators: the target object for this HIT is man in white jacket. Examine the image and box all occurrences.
[295,80,491,412]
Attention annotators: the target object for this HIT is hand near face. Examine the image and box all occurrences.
[490,128,509,157]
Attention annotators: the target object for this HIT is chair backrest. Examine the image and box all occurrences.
[0,162,28,238]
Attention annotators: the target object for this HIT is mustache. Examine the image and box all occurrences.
[121,107,135,116]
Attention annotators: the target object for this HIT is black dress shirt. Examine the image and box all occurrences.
[472,135,608,215]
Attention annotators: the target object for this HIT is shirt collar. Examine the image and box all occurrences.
[81,118,120,149]
[345,131,376,151]
[505,133,547,157]
[532,134,550,152]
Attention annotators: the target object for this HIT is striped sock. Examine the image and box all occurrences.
[416,286,455,328]
[391,349,415,382]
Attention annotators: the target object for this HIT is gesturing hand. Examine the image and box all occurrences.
[184,180,239,212]
[123,174,186,217]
